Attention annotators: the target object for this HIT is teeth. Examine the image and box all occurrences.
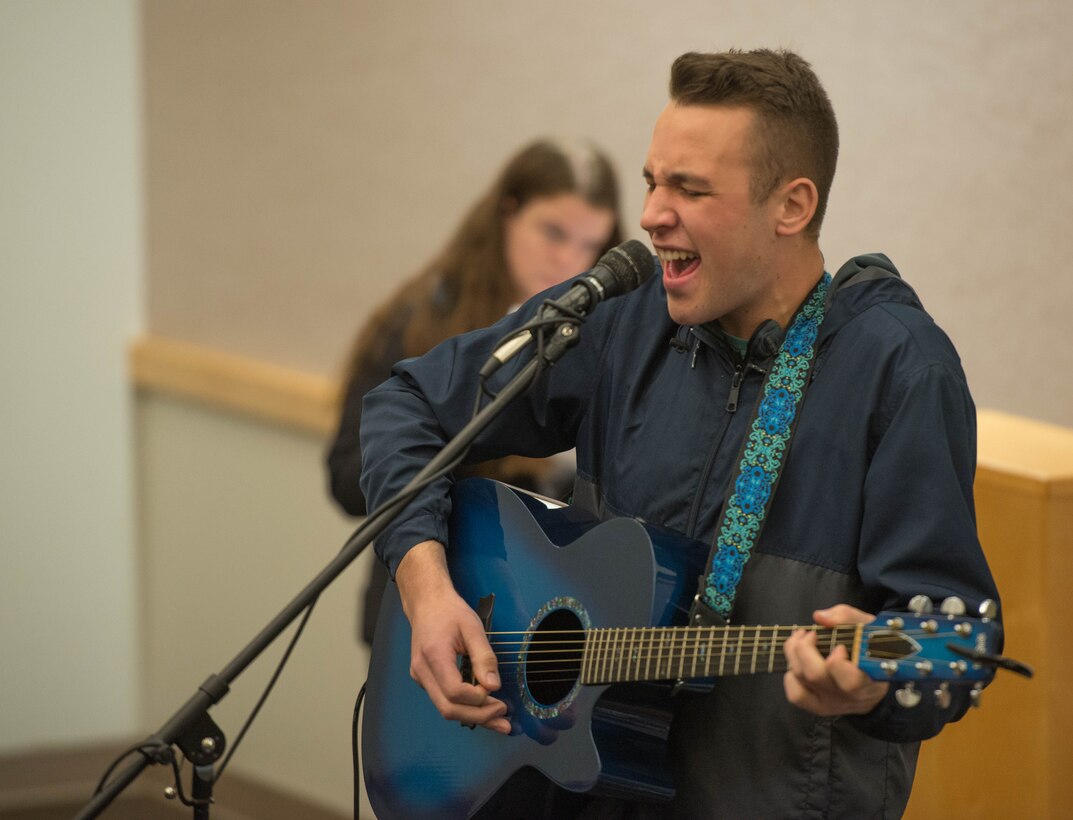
[657,249,697,263]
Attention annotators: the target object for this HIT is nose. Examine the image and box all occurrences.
[640,188,676,235]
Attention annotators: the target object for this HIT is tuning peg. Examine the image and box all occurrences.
[970,684,984,708]
[908,595,933,615]
[935,682,952,709]
[948,659,968,676]
[940,597,966,617]
[895,682,922,708]
[978,599,998,620]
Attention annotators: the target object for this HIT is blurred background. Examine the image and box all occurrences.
[2,1,1071,817]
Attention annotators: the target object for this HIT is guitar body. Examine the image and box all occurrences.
[362,478,709,819]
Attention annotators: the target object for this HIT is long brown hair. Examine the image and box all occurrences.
[344,138,623,384]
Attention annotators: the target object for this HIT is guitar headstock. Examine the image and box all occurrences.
[857,596,1015,708]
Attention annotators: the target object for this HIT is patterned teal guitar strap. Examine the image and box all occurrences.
[690,272,831,626]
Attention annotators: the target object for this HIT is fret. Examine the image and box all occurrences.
[588,628,600,683]
[583,628,593,684]
[599,628,610,683]
[719,625,729,676]
[635,626,643,678]
[690,627,700,679]
[766,626,778,673]
[643,628,653,681]
[610,628,622,682]
[613,626,622,686]
[675,627,686,680]
[608,629,620,682]
[655,628,666,679]
[704,627,715,677]
[734,626,744,675]
[581,629,591,684]
[749,626,759,674]
[632,627,642,681]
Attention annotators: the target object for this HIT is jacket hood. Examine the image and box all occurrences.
[823,252,925,335]
[690,253,926,366]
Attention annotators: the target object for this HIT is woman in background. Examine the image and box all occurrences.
[327,137,622,642]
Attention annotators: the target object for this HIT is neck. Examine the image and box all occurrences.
[580,622,859,685]
[729,243,825,339]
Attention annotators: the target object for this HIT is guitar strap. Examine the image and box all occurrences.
[690,272,831,626]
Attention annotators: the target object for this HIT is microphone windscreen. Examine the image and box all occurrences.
[598,239,656,296]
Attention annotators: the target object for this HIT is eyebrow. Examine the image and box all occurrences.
[642,167,711,188]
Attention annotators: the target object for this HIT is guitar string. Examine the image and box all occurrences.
[472,630,951,682]
[482,628,957,648]
[459,628,963,684]
[482,626,954,637]
[489,649,955,685]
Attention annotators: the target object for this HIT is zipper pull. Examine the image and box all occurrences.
[691,339,699,369]
[726,367,744,412]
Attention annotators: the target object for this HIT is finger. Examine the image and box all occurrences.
[813,604,873,626]
[788,629,831,688]
[459,618,501,692]
[825,648,890,705]
[434,693,510,731]
[782,628,806,678]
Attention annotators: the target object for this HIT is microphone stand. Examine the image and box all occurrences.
[74,322,581,819]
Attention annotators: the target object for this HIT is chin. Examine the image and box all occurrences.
[666,302,708,327]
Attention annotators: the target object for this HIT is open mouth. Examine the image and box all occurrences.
[657,248,700,281]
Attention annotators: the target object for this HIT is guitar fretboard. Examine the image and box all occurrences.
[580,624,860,684]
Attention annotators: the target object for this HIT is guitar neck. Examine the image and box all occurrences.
[580,624,860,685]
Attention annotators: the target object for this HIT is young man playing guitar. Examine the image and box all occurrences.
[357,49,1000,818]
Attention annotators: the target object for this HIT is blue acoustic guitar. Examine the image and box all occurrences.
[362,478,1013,820]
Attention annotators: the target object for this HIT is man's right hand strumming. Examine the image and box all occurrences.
[395,539,511,733]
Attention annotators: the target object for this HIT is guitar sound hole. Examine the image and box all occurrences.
[526,608,584,707]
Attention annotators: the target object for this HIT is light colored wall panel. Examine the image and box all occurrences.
[0,0,143,752]
[142,0,1073,428]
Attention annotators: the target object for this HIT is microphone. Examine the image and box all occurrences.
[480,240,654,378]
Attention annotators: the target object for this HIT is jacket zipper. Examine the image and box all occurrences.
[685,353,768,538]
[727,361,768,412]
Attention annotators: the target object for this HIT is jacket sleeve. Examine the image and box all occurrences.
[358,279,625,576]
[848,355,1001,742]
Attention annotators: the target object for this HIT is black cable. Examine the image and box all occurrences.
[351,681,367,819]
[94,740,171,795]
[215,598,318,779]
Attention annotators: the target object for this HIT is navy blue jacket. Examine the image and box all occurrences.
[360,253,999,818]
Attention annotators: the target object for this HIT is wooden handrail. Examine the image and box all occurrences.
[129,335,1073,494]
[129,335,339,435]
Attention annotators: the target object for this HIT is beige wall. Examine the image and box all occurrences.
[0,0,143,751]
[143,0,1073,427]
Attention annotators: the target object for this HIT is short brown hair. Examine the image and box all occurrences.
[670,49,838,237]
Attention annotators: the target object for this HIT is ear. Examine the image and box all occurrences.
[774,178,818,237]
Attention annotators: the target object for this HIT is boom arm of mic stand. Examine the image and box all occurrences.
[74,354,546,819]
